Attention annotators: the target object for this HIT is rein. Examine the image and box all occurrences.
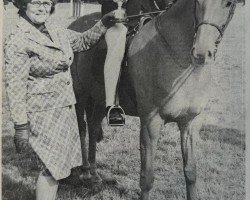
[119,0,177,23]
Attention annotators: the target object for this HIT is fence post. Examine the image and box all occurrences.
[70,0,74,17]
[80,1,84,16]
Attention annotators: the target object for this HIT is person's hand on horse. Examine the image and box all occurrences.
[55,60,69,72]
[101,11,117,28]
[14,122,31,153]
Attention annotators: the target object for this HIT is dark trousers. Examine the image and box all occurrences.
[101,0,144,16]
[101,0,143,28]
[101,1,117,16]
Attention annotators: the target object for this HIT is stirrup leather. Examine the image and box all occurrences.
[107,105,125,126]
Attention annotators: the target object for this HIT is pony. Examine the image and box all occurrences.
[68,0,244,199]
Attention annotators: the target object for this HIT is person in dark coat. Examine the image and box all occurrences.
[98,0,163,126]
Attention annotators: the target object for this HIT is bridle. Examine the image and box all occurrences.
[194,0,237,44]
[122,0,177,22]
[125,0,236,44]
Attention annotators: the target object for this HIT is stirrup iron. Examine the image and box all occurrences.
[107,105,125,126]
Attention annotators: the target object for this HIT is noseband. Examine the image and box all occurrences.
[195,21,224,38]
[194,0,237,43]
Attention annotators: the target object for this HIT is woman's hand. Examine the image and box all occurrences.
[101,11,117,28]
[14,122,31,153]
[55,60,69,72]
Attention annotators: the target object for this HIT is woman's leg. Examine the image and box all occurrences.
[104,23,127,107]
[36,172,58,200]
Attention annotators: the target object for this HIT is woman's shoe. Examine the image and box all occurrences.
[106,105,125,126]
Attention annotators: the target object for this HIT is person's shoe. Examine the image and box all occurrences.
[106,105,125,126]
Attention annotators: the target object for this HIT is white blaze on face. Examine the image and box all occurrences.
[193,0,236,64]
[26,0,52,24]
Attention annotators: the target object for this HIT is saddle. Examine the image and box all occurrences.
[124,15,153,66]
[89,16,153,116]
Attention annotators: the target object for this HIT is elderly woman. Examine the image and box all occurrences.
[4,0,116,199]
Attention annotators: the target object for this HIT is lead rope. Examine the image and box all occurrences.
[118,0,177,23]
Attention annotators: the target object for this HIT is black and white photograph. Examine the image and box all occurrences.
[1,0,248,199]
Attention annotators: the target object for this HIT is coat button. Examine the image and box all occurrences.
[69,57,72,60]
[67,81,70,85]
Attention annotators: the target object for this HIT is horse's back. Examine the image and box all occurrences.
[68,12,101,31]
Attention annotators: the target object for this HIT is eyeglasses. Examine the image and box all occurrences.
[29,1,52,9]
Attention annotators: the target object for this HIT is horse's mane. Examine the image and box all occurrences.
[158,0,194,25]
[162,0,192,17]
[153,0,195,69]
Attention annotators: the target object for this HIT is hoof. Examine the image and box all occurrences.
[101,174,118,185]
[79,173,92,184]
[91,171,103,184]
[140,192,150,200]
[89,173,103,195]
[90,181,104,195]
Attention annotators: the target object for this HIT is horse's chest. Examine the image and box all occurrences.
[160,65,212,120]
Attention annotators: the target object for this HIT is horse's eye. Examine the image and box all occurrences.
[226,1,232,7]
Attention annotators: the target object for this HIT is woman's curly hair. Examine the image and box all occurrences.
[12,0,57,14]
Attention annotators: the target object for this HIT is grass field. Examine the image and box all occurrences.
[2,3,246,200]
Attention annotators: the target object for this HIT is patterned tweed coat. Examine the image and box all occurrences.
[4,16,107,180]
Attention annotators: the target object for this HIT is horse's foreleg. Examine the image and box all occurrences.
[178,117,202,200]
[75,103,92,180]
[140,111,163,200]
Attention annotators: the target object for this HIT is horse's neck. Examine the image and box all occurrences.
[158,0,194,35]
[169,0,193,16]
[156,0,195,66]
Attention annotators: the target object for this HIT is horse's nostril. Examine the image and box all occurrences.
[207,51,212,58]
[193,54,205,65]
[191,48,204,59]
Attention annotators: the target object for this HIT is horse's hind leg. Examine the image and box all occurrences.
[85,99,105,184]
[177,117,202,200]
[140,111,163,200]
[75,102,92,181]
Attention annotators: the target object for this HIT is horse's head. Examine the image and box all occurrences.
[191,0,244,66]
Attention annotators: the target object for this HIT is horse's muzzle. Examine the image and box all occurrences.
[191,47,215,66]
